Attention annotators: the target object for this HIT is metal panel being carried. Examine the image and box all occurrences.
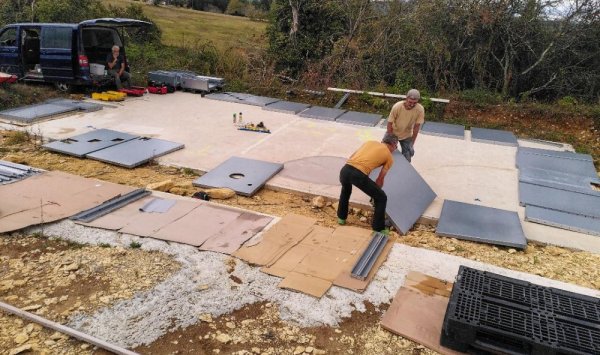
[192,156,283,196]
[0,103,79,124]
[298,106,346,121]
[420,122,465,140]
[42,129,139,158]
[263,101,311,114]
[86,137,184,168]
[369,151,437,234]
[516,150,598,178]
[519,182,600,219]
[470,127,518,146]
[336,111,382,127]
[436,200,527,249]
[525,205,600,237]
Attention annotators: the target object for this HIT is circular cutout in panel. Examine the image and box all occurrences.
[229,173,245,179]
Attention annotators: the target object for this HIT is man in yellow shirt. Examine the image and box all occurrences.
[386,89,424,163]
[337,133,397,234]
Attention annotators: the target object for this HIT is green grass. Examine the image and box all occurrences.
[103,0,267,50]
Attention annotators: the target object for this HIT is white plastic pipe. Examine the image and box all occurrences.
[327,87,450,104]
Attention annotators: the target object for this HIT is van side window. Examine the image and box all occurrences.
[0,28,17,47]
[42,27,72,49]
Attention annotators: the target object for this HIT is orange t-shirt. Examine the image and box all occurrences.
[347,141,394,175]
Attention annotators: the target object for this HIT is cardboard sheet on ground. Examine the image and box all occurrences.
[0,171,134,233]
[381,272,463,355]
[233,214,317,265]
[200,213,274,254]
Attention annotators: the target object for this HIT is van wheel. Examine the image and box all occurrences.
[54,82,72,93]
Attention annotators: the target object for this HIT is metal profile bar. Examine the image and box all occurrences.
[350,232,388,280]
[70,188,151,223]
[334,92,351,109]
[327,87,450,104]
[0,301,139,355]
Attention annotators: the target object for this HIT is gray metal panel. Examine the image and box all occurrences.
[519,167,600,196]
[436,200,527,249]
[42,129,139,158]
[263,101,311,114]
[46,99,103,112]
[420,121,465,139]
[518,147,592,162]
[0,103,79,123]
[70,189,151,223]
[516,150,598,178]
[148,71,180,87]
[180,77,210,91]
[139,198,177,213]
[0,160,41,185]
[334,92,350,109]
[525,205,600,237]
[298,106,346,121]
[86,137,184,168]
[336,111,382,127]
[519,182,600,219]
[242,95,280,107]
[204,92,245,104]
[192,156,283,196]
[369,151,437,234]
[351,232,388,280]
[470,127,518,146]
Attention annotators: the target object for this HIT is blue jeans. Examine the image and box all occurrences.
[337,164,388,232]
[399,138,414,162]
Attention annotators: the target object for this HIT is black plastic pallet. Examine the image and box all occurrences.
[442,266,600,355]
[455,266,600,324]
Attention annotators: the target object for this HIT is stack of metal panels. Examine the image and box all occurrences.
[0,160,41,185]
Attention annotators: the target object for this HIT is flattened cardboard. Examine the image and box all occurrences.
[0,171,134,233]
[332,235,396,292]
[152,204,241,246]
[293,248,354,281]
[79,196,155,230]
[261,244,314,278]
[278,271,332,298]
[233,214,317,265]
[200,213,274,254]
[119,200,200,237]
[380,287,463,355]
[404,271,453,298]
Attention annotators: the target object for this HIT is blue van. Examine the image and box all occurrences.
[0,18,150,91]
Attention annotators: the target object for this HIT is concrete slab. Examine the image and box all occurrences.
[525,205,600,237]
[519,167,600,196]
[436,200,527,249]
[519,182,600,218]
[471,127,518,146]
[23,92,600,253]
[263,101,311,114]
[298,106,346,121]
[517,150,598,178]
[370,151,437,235]
[42,129,139,158]
[420,122,465,139]
[192,156,284,196]
[86,137,184,168]
[336,111,382,127]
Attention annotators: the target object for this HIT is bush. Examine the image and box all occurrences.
[557,96,578,107]
[459,88,503,106]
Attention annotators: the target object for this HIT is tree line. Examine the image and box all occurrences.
[268,0,600,102]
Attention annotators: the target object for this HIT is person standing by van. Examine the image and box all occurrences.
[106,45,131,89]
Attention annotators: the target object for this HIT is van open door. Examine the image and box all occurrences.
[40,26,76,81]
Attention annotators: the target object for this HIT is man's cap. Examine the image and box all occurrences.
[407,89,420,100]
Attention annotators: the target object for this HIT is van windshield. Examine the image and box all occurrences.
[82,27,123,65]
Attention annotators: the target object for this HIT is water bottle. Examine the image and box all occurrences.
[239,112,243,124]
[233,113,237,124]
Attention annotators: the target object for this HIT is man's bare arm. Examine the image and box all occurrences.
[412,123,421,144]
[375,168,388,188]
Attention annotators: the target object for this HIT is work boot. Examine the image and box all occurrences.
[375,228,390,236]
[337,218,346,225]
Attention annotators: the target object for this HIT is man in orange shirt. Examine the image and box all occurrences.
[337,133,397,234]
[386,89,424,163]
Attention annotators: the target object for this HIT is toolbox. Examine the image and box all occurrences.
[118,86,146,97]
[180,75,210,92]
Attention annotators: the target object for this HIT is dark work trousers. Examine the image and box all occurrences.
[398,138,414,162]
[337,164,388,232]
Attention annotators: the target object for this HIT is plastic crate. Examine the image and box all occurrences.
[442,266,600,355]
[456,266,600,324]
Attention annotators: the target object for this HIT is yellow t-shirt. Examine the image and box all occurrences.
[389,101,425,140]
[347,141,394,175]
